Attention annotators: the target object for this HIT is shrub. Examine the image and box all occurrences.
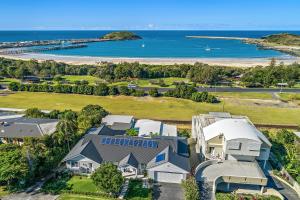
[148,88,160,97]
[182,177,200,200]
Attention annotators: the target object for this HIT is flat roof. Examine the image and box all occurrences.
[197,160,266,182]
[102,115,133,126]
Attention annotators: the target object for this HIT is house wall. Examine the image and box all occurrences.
[66,155,100,174]
[148,162,189,182]
[206,135,224,158]
[256,142,270,161]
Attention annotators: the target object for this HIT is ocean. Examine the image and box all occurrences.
[1,30,300,58]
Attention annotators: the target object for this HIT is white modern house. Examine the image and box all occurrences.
[102,115,134,130]
[134,119,177,137]
[192,112,272,198]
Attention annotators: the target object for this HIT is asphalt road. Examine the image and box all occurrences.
[140,86,300,93]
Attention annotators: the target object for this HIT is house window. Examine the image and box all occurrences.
[89,163,93,168]
[71,161,78,168]
[209,147,215,154]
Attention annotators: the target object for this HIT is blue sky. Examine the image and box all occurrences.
[1,0,300,30]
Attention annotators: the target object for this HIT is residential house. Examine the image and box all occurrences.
[0,117,58,145]
[192,112,271,196]
[134,119,177,137]
[102,115,134,130]
[63,130,190,183]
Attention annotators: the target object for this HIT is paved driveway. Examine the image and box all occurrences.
[153,182,184,200]
[2,192,58,200]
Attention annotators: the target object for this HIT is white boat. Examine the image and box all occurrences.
[205,46,211,51]
[141,44,145,48]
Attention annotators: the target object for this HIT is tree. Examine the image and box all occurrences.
[91,163,124,195]
[182,177,200,200]
[77,105,108,132]
[0,144,30,188]
[126,129,138,136]
[8,82,20,91]
[56,111,78,151]
[25,108,46,118]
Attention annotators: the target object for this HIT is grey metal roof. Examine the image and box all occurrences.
[87,125,126,136]
[119,153,139,168]
[63,134,190,171]
[0,117,58,138]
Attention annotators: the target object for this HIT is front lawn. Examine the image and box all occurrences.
[58,193,115,200]
[67,176,100,194]
[125,179,152,200]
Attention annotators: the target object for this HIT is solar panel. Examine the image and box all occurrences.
[143,140,148,148]
[152,141,158,148]
[120,139,124,146]
[138,140,143,147]
[148,141,153,148]
[129,139,134,146]
[115,138,120,145]
[105,137,111,144]
[124,139,129,146]
[111,138,115,145]
[133,140,139,147]
[101,137,107,144]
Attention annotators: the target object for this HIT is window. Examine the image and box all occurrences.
[155,153,166,163]
[71,161,78,168]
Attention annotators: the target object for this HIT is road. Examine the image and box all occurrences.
[140,86,300,93]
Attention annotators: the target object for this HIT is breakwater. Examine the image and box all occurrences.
[0,38,109,49]
[0,44,88,55]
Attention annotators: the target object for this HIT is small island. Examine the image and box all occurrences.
[100,31,142,41]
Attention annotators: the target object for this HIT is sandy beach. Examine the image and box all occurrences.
[1,53,299,67]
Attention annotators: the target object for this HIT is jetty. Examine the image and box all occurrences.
[0,44,88,55]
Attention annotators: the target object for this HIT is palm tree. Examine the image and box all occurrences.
[56,113,78,151]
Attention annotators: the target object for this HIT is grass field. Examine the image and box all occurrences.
[62,75,102,84]
[0,92,300,125]
[67,176,99,193]
[110,77,191,88]
[279,93,300,101]
[211,92,273,100]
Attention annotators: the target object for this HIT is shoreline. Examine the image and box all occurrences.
[1,53,299,67]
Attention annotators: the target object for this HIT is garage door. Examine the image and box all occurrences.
[154,171,183,184]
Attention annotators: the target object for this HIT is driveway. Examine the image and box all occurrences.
[153,182,184,200]
[2,192,58,200]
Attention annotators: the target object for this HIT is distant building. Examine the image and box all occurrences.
[135,119,177,137]
[63,133,190,183]
[22,76,40,83]
[102,115,134,130]
[0,117,58,145]
[193,112,271,196]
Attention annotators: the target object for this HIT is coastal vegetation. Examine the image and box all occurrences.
[8,82,218,103]
[264,129,300,183]
[262,33,300,46]
[101,31,142,41]
[1,92,300,125]
[1,57,300,88]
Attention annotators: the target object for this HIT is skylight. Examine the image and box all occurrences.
[155,153,166,163]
